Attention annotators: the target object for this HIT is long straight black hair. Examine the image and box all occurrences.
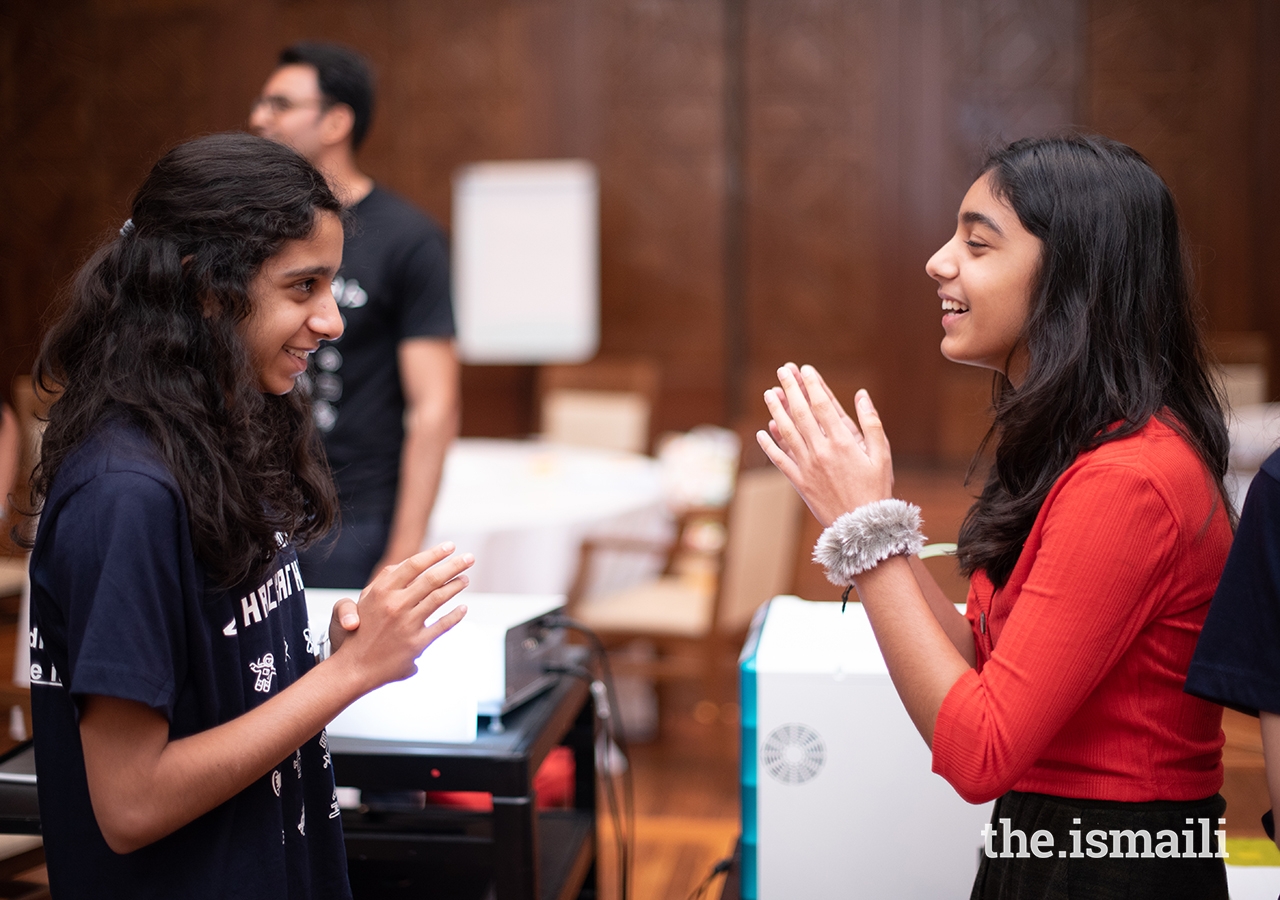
[30,132,343,588]
[956,134,1230,589]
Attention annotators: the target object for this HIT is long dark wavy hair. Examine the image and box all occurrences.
[28,132,342,588]
[956,134,1230,589]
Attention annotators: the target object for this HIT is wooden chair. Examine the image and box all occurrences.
[565,467,804,703]
[1209,330,1270,410]
[536,357,661,455]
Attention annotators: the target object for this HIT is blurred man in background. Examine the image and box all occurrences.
[251,41,459,588]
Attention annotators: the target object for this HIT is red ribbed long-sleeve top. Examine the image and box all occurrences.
[931,417,1231,805]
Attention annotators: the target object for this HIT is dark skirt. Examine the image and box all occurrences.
[970,791,1229,900]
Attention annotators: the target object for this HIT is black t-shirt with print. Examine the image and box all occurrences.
[28,419,350,899]
[309,185,455,518]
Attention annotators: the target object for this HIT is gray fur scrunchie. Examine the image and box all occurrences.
[813,498,925,585]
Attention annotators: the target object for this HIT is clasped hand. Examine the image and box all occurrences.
[325,542,472,691]
[756,363,895,528]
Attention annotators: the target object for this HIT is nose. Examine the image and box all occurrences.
[311,283,345,342]
[926,238,958,283]
[248,101,270,135]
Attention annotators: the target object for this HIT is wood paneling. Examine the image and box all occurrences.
[1085,0,1258,336]
[1,0,1274,449]
[1252,0,1280,399]
[740,0,1082,458]
[740,0,885,429]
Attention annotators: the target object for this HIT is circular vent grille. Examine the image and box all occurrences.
[761,723,826,785]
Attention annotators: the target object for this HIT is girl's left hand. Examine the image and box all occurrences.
[756,363,895,527]
[328,597,361,655]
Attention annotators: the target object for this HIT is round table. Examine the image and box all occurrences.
[423,438,669,595]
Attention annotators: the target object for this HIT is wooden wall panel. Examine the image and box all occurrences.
[1254,0,1280,397]
[742,0,1082,459]
[1085,0,1258,336]
[589,0,729,435]
[0,0,1273,453]
[0,0,729,439]
[740,0,884,424]
[3,6,202,395]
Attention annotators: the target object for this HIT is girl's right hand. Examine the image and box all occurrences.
[330,542,472,693]
[757,363,896,527]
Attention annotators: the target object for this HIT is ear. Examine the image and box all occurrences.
[319,103,356,150]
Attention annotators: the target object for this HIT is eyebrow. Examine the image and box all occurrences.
[960,210,1005,237]
[278,265,334,279]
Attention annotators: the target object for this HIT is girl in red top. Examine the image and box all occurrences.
[758,135,1233,899]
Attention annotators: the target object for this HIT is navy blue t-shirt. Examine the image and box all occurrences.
[308,185,455,519]
[1186,449,1280,717]
[28,419,351,899]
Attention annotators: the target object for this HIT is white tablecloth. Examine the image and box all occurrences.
[423,438,670,594]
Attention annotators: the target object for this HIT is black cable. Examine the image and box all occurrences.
[686,855,733,900]
[541,615,635,900]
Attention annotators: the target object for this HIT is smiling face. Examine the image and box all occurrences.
[239,210,345,395]
[925,172,1043,385]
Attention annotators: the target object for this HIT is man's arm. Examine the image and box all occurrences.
[375,338,459,572]
[79,545,471,854]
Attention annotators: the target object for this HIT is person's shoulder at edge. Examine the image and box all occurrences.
[1258,445,1280,484]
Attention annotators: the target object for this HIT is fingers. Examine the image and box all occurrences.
[814,370,861,436]
[423,604,468,648]
[418,567,471,618]
[331,597,360,631]
[767,367,819,454]
[379,541,459,591]
[413,551,475,592]
[852,389,891,466]
[798,365,848,444]
[755,428,802,485]
[767,417,786,448]
[782,362,813,405]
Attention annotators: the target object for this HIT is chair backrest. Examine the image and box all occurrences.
[541,390,650,454]
[537,357,660,454]
[713,466,803,635]
[1210,330,1269,411]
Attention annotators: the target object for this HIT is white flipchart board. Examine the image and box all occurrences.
[453,160,599,364]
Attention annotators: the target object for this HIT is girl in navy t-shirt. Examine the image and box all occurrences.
[23,132,471,899]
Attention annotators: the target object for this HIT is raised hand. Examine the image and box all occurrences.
[332,541,472,692]
[757,364,895,527]
[766,362,867,455]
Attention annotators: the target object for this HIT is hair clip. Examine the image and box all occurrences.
[119,218,135,237]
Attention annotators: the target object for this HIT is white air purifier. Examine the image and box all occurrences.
[740,595,994,899]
